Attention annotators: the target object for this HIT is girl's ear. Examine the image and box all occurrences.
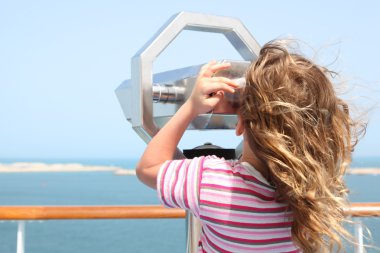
[236,116,244,136]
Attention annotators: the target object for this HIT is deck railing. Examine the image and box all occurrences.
[0,205,185,220]
[0,203,379,253]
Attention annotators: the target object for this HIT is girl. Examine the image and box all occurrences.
[136,41,363,252]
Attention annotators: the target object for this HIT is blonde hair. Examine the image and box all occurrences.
[240,41,365,252]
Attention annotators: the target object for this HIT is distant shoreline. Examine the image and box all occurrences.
[346,168,380,175]
[0,162,136,175]
[0,162,379,176]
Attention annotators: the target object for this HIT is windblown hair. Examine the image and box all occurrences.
[240,41,365,252]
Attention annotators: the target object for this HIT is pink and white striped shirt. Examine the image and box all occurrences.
[157,156,300,253]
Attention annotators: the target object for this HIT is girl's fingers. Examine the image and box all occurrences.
[211,77,240,88]
[199,61,217,77]
[200,61,231,78]
[208,62,231,75]
[200,77,239,95]
[203,81,236,95]
[206,91,224,105]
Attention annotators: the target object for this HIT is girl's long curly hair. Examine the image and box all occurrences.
[240,41,365,252]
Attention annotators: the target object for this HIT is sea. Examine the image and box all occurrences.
[0,157,379,253]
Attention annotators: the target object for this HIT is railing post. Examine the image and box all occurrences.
[16,221,25,253]
[354,219,364,253]
[186,212,201,253]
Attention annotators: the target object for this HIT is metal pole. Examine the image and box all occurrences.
[16,221,25,253]
[186,212,201,253]
[354,219,364,253]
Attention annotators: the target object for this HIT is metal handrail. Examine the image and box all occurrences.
[0,203,379,220]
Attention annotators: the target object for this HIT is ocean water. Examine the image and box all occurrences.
[0,157,379,252]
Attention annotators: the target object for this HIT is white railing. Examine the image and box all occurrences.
[0,203,379,253]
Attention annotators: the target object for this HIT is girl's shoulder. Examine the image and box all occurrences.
[202,156,274,188]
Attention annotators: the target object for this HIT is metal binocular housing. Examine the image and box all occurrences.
[115,12,261,159]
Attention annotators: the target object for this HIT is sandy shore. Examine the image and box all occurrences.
[0,162,136,175]
[347,168,380,175]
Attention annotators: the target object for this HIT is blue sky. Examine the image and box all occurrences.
[1,0,379,159]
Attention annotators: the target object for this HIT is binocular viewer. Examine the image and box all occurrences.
[115,12,261,153]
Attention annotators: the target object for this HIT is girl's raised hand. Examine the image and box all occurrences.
[186,61,239,116]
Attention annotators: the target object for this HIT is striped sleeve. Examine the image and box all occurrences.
[157,157,205,218]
